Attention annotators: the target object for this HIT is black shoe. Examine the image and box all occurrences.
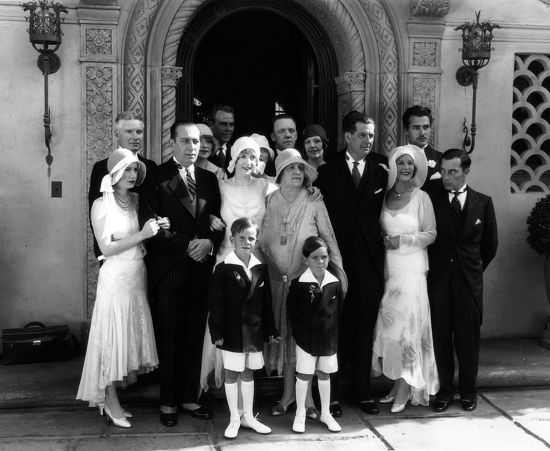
[433,399,451,413]
[160,412,178,427]
[180,405,212,420]
[461,396,477,412]
[359,400,379,415]
[330,402,343,418]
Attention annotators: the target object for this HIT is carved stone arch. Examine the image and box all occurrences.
[123,0,401,160]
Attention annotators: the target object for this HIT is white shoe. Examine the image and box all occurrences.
[379,395,396,404]
[122,409,133,418]
[320,414,341,432]
[390,399,408,413]
[292,413,306,433]
[241,415,271,434]
[103,405,131,428]
[224,419,241,439]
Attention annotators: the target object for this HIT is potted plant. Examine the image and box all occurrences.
[526,194,550,347]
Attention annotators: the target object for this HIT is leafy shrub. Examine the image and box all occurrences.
[527,195,550,255]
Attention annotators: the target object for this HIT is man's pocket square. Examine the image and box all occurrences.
[374,188,383,194]
[259,281,265,287]
[430,173,442,180]
[475,219,482,225]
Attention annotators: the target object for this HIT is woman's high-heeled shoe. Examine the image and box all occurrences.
[391,394,412,414]
[271,400,296,416]
[103,405,131,428]
[379,395,396,404]
[101,406,132,418]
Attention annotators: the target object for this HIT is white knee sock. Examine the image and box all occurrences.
[240,380,255,419]
[295,378,309,417]
[318,378,331,417]
[224,382,240,421]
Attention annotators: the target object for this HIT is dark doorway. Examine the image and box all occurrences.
[176,0,338,149]
[192,10,318,140]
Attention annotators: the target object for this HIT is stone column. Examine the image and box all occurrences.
[406,0,450,148]
[76,3,120,319]
[160,66,183,163]
[334,71,367,148]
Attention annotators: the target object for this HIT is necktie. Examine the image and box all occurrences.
[450,190,464,215]
[217,146,225,167]
[352,161,361,189]
[186,169,196,200]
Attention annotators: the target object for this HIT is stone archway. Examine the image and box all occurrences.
[122,0,401,161]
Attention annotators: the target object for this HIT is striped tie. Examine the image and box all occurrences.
[186,169,196,200]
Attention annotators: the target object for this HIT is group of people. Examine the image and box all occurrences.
[77,104,498,439]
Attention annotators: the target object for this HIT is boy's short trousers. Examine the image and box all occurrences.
[221,349,264,372]
[295,345,338,374]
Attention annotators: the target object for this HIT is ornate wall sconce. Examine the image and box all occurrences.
[455,11,500,154]
[21,1,67,173]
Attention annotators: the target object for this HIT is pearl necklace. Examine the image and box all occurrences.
[114,194,130,211]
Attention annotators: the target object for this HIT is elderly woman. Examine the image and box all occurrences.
[196,123,225,180]
[260,148,347,416]
[302,124,329,169]
[77,148,165,428]
[372,145,439,413]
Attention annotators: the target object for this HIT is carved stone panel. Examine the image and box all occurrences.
[413,42,436,67]
[85,28,113,55]
[161,66,184,88]
[85,65,114,317]
[412,76,437,114]
[409,0,450,17]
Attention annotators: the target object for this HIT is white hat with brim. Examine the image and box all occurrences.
[386,144,428,189]
[275,148,318,186]
[101,147,146,192]
[227,136,261,174]
[250,133,275,162]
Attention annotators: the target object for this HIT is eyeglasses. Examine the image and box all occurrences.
[440,168,463,176]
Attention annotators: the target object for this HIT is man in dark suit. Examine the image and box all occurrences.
[145,121,224,427]
[262,113,298,177]
[427,148,498,413]
[403,105,443,188]
[88,111,156,259]
[316,111,388,416]
[207,104,235,172]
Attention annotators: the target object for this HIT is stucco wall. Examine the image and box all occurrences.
[437,0,550,336]
[0,1,85,337]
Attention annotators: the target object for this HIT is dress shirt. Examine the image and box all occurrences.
[448,183,468,209]
[345,151,366,177]
[173,157,195,194]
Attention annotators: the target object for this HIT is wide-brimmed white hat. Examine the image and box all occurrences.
[250,133,275,162]
[274,148,317,186]
[102,147,146,192]
[227,136,261,174]
[386,144,427,189]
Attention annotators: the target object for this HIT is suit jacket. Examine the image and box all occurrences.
[422,144,444,188]
[144,160,223,290]
[88,154,157,258]
[427,181,498,316]
[208,143,232,174]
[208,262,277,353]
[315,150,388,284]
[287,276,342,356]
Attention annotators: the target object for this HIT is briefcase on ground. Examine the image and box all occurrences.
[1,321,78,365]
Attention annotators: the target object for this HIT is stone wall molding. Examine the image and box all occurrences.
[409,0,450,17]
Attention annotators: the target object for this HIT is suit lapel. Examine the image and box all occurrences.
[336,153,360,200]
[459,189,481,241]
[433,186,457,237]
[166,161,195,218]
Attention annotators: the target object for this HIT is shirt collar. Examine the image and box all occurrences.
[224,250,262,270]
[298,267,339,289]
[173,157,194,174]
[449,183,468,194]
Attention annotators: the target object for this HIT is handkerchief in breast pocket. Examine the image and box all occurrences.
[475,219,482,225]
[374,188,383,194]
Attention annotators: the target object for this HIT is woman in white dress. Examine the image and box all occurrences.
[372,145,439,413]
[77,148,163,427]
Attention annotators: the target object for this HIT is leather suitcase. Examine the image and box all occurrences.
[2,322,77,365]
